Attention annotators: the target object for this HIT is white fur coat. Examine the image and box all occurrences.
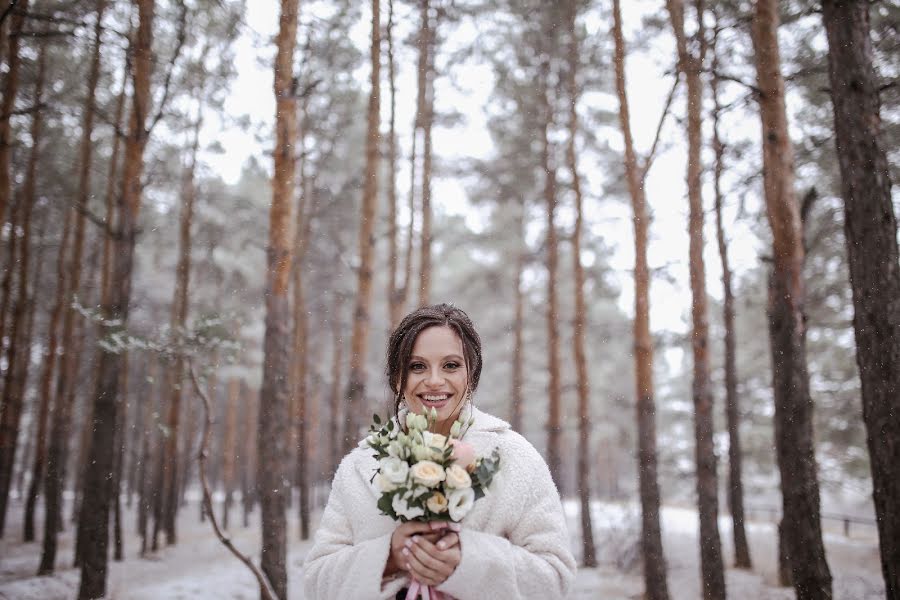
[302,408,576,599]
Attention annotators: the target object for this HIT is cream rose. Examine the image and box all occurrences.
[426,491,449,514]
[448,487,475,521]
[445,464,472,489]
[374,472,398,493]
[409,460,446,488]
[422,431,448,460]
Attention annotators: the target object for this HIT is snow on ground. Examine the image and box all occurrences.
[0,495,884,599]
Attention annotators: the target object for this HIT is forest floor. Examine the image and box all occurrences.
[0,493,884,599]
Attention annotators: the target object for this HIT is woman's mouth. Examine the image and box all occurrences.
[418,393,452,409]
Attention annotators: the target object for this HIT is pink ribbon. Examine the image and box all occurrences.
[405,580,444,600]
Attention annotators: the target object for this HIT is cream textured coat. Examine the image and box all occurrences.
[302,408,576,599]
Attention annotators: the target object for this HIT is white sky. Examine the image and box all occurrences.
[203,0,765,353]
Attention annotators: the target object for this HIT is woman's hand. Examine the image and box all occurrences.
[402,524,462,587]
[385,521,452,578]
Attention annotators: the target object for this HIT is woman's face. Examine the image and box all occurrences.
[402,325,469,430]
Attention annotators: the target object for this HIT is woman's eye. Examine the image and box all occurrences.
[444,362,460,370]
[409,363,425,372]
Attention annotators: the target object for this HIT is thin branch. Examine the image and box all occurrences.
[640,71,680,181]
[147,0,188,134]
[0,0,18,26]
[703,67,762,96]
[187,363,280,600]
[0,101,47,120]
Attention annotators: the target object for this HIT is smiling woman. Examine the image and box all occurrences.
[303,304,576,599]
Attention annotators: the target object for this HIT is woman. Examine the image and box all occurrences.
[303,304,576,599]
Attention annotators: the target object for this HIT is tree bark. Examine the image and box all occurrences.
[821,2,900,597]
[612,1,670,596]
[344,0,381,453]
[750,1,833,597]
[0,37,45,538]
[509,214,525,434]
[666,1,726,597]
[0,0,28,228]
[76,0,153,595]
[564,0,596,568]
[386,0,403,329]
[710,25,751,570]
[241,384,258,528]
[329,296,344,474]
[222,378,239,530]
[258,0,300,595]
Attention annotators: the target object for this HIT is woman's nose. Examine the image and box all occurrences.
[426,368,443,386]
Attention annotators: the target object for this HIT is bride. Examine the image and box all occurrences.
[303,303,575,599]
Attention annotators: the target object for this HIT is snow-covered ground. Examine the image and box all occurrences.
[0,495,883,599]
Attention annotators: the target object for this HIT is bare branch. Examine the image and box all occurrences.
[703,67,762,96]
[640,71,680,181]
[0,0,19,26]
[147,0,188,134]
[0,101,47,120]
[187,363,280,600]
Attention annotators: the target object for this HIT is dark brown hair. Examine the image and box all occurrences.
[386,303,483,417]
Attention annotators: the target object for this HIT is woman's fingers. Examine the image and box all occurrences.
[404,540,444,585]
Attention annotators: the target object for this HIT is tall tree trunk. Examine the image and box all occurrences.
[111,352,129,562]
[0,38,44,538]
[751,2,833,597]
[329,297,344,474]
[76,0,153,596]
[242,384,258,528]
[39,0,108,573]
[417,0,435,308]
[386,0,403,328]
[258,0,300,595]
[612,2,670,596]
[509,214,525,434]
[710,29,751,570]
[0,0,28,228]
[222,378,239,530]
[162,77,203,547]
[23,204,72,543]
[822,2,900,597]
[539,53,562,490]
[292,113,313,541]
[138,361,157,555]
[666,1,726,597]
[564,0,595,567]
[344,0,381,453]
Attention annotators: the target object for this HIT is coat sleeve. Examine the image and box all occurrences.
[302,454,404,600]
[436,438,576,599]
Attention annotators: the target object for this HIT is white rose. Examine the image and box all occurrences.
[426,492,449,514]
[447,487,475,521]
[445,464,472,489]
[422,432,448,460]
[374,472,398,493]
[392,495,425,521]
[409,460,446,488]
[379,457,409,485]
[388,440,408,459]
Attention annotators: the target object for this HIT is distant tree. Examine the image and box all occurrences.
[709,17,751,570]
[821,1,900,596]
[666,0,726,596]
[416,0,433,307]
[0,0,28,228]
[750,0,833,596]
[345,0,381,451]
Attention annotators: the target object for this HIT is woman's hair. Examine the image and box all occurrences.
[386,303,483,417]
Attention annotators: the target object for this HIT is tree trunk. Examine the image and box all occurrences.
[329,297,344,474]
[612,2,670,596]
[821,4,900,597]
[242,384,258,528]
[751,2,833,597]
[710,26,751,570]
[23,198,72,544]
[386,0,403,329]
[0,38,45,538]
[666,1,726,597]
[539,52,562,490]
[509,215,525,434]
[0,0,29,228]
[162,79,203,547]
[138,361,158,556]
[112,352,129,562]
[417,0,434,308]
[258,0,300,595]
[564,0,595,568]
[76,0,153,596]
[222,378,239,530]
[344,0,381,453]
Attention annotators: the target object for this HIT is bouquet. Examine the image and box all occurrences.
[364,408,500,599]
